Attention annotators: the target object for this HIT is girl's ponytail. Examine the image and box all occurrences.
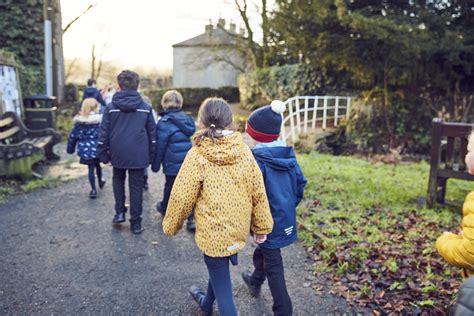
[195,98,233,145]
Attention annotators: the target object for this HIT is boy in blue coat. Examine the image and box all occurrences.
[242,100,307,316]
[151,90,196,231]
[98,70,156,234]
[82,79,106,113]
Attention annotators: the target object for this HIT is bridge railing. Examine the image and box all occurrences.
[280,96,352,142]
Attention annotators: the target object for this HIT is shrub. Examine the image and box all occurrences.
[144,87,240,110]
[64,83,79,103]
[345,94,433,154]
[238,64,351,110]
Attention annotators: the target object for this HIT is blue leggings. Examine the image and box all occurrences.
[201,254,238,316]
[87,159,102,190]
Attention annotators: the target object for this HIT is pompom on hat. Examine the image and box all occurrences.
[246,100,286,142]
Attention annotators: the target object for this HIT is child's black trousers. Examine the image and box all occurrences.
[251,246,293,316]
[112,167,144,225]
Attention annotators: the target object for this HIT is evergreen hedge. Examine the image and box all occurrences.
[144,87,240,110]
[0,0,45,96]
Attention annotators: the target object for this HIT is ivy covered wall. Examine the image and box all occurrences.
[0,0,45,96]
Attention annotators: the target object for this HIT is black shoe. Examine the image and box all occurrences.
[189,285,212,315]
[242,269,261,297]
[131,223,144,234]
[156,202,165,217]
[99,180,106,189]
[186,218,196,232]
[89,189,97,199]
[112,212,126,224]
[143,176,149,191]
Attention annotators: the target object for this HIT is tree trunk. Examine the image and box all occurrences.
[52,0,65,104]
[91,44,96,79]
[261,0,269,67]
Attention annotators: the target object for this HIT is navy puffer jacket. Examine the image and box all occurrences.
[151,109,195,175]
[67,114,102,164]
[252,145,307,249]
[97,90,156,169]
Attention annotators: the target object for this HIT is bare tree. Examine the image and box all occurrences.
[65,58,78,81]
[63,3,97,33]
[90,41,108,80]
[230,0,270,68]
[261,0,269,67]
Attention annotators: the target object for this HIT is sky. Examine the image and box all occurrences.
[61,0,266,71]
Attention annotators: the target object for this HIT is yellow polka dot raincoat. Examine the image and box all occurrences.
[163,132,274,257]
[436,191,474,277]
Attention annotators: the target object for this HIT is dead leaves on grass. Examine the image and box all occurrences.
[303,207,461,314]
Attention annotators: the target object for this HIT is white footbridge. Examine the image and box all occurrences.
[280,96,352,142]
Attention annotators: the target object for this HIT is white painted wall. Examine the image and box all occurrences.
[173,46,245,88]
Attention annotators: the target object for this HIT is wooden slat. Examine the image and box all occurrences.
[0,116,14,128]
[438,169,474,181]
[0,126,20,140]
[441,123,473,138]
[20,136,52,148]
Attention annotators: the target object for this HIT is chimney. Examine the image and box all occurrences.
[205,23,213,35]
[239,28,245,36]
[229,23,236,33]
[218,18,225,28]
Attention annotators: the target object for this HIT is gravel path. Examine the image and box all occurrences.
[0,165,361,315]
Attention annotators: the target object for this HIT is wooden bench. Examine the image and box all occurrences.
[427,118,474,207]
[0,111,61,178]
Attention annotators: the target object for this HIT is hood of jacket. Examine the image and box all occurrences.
[112,90,144,112]
[195,132,246,166]
[160,109,196,136]
[252,146,297,171]
[73,113,102,125]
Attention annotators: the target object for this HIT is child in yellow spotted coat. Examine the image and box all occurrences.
[436,132,474,278]
[162,98,273,315]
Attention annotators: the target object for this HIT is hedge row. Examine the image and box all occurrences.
[238,64,351,110]
[0,1,45,96]
[144,87,240,110]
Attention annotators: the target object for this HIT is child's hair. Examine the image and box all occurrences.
[468,131,474,152]
[195,97,233,145]
[161,90,183,109]
[80,98,100,117]
[117,70,140,91]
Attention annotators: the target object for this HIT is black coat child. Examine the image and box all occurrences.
[97,90,156,169]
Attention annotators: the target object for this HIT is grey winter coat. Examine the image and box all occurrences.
[455,276,474,316]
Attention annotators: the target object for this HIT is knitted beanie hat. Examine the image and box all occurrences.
[246,100,286,142]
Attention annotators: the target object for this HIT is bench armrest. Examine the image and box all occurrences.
[17,118,62,143]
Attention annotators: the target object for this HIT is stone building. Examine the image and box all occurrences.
[172,19,247,88]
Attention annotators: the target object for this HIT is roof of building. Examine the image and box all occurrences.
[173,26,242,48]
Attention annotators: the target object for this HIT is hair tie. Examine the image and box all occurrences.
[210,124,216,129]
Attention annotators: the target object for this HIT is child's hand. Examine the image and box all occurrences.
[253,234,267,244]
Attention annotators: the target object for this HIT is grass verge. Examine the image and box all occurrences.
[297,152,469,313]
[0,176,62,204]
